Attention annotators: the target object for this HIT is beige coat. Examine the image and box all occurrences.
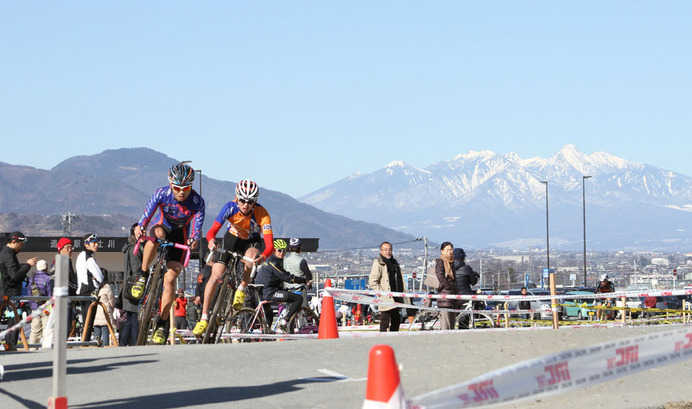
[368,256,409,312]
[93,283,115,326]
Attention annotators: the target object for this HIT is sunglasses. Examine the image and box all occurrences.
[276,249,286,253]
[171,184,192,192]
[238,199,256,205]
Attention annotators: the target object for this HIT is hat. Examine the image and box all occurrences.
[289,238,301,247]
[57,237,73,252]
[37,260,47,271]
[8,231,27,243]
[453,248,466,260]
[83,233,99,244]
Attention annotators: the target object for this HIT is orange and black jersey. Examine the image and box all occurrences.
[206,200,274,258]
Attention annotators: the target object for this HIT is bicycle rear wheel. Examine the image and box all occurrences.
[408,310,440,331]
[221,307,265,343]
[136,264,164,345]
[287,306,320,334]
[457,312,496,329]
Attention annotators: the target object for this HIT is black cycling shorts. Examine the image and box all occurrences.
[214,231,262,265]
[147,224,186,264]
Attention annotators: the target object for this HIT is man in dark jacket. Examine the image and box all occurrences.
[0,231,38,350]
[119,224,142,346]
[453,248,479,329]
[254,239,306,330]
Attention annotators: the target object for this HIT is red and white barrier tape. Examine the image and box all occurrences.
[331,291,538,315]
[325,288,692,302]
[0,298,53,341]
[408,326,692,408]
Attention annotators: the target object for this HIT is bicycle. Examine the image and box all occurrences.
[134,236,190,346]
[217,283,319,343]
[200,247,257,344]
[408,299,496,331]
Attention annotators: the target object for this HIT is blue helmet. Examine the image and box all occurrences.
[168,162,195,187]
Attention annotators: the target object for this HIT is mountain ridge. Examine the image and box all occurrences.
[300,145,692,251]
[0,148,414,249]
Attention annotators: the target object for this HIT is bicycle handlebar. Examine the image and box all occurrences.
[134,236,191,267]
[204,247,257,265]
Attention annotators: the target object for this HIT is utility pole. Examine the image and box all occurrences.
[62,212,81,236]
[420,236,428,292]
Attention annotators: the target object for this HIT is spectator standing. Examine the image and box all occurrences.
[52,238,76,338]
[0,231,38,350]
[186,296,201,332]
[28,260,54,346]
[119,224,142,346]
[434,242,458,330]
[93,274,115,346]
[453,248,479,329]
[173,288,188,330]
[76,233,104,340]
[368,241,406,332]
[518,287,532,320]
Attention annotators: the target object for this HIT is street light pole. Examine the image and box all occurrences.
[582,175,592,287]
[540,181,549,270]
[540,180,558,329]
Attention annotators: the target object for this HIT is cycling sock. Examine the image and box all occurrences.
[237,284,246,293]
[201,313,209,321]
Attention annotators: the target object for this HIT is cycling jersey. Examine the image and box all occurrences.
[596,281,615,293]
[206,200,274,258]
[137,186,205,240]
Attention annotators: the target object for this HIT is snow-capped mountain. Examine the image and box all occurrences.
[300,145,692,251]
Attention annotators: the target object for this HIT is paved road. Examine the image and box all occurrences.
[2,326,692,409]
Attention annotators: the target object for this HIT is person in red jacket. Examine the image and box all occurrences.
[173,288,188,330]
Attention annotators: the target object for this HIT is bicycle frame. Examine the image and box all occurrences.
[134,236,190,345]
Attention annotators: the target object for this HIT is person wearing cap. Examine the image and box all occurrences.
[0,231,38,350]
[76,233,104,340]
[369,241,407,332]
[453,248,479,329]
[28,260,54,346]
[595,274,615,320]
[254,239,307,330]
[282,238,313,305]
[53,237,78,337]
[173,288,188,330]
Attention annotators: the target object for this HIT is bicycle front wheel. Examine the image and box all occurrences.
[287,306,320,334]
[136,264,163,346]
[203,274,232,344]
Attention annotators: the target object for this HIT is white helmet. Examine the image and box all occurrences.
[600,274,609,281]
[235,179,259,202]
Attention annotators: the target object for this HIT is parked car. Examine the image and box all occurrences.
[655,295,691,311]
[506,289,564,320]
[562,291,596,320]
[615,297,641,319]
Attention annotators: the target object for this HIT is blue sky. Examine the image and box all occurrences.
[2,2,690,198]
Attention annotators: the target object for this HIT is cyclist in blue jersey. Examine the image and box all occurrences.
[131,162,205,344]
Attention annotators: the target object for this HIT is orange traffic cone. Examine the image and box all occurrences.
[363,345,409,409]
[318,278,339,339]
